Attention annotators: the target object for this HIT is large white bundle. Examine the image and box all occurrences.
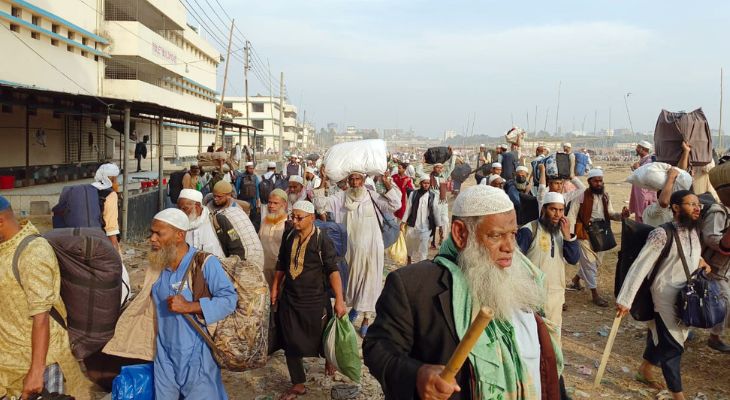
[323,139,388,182]
[626,162,692,192]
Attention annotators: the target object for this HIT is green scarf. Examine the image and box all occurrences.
[434,236,563,399]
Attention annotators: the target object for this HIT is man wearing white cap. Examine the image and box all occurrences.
[477,144,492,169]
[568,168,630,307]
[235,161,261,231]
[287,175,310,214]
[259,161,285,207]
[517,192,580,331]
[315,168,401,336]
[401,175,442,263]
[177,189,225,259]
[514,165,531,193]
[364,185,562,400]
[285,155,303,179]
[91,163,122,250]
[148,208,237,399]
[271,200,346,399]
[629,140,658,223]
[304,166,321,192]
[490,162,502,178]
[536,163,585,213]
[429,161,453,248]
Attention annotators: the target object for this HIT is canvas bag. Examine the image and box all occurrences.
[654,108,713,166]
[179,253,270,371]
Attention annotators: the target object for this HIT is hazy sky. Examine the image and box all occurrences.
[199,0,730,138]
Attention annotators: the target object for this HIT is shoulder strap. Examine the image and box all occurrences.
[367,191,384,231]
[673,227,693,282]
[528,220,540,249]
[13,235,67,330]
[648,224,675,282]
[176,252,219,357]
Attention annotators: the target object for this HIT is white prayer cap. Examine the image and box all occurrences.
[291,154,298,158]
[587,168,604,179]
[492,162,502,169]
[305,167,316,174]
[488,174,504,185]
[245,161,254,167]
[516,166,529,173]
[289,175,304,185]
[452,185,514,217]
[542,191,565,205]
[153,208,190,231]
[267,162,277,168]
[563,142,572,148]
[293,200,315,214]
[417,175,430,184]
[638,140,653,150]
[178,189,203,203]
[479,144,486,147]
[433,163,444,167]
[499,144,509,150]
[91,163,120,190]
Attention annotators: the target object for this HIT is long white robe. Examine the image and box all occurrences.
[258,216,287,287]
[186,207,225,259]
[321,187,401,313]
[402,190,442,262]
[616,225,700,346]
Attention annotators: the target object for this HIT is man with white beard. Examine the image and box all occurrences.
[287,175,309,214]
[315,169,401,337]
[176,189,225,258]
[259,188,290,287]
[364,185,563,400]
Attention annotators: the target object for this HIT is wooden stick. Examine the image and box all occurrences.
[593,315,623,388]
[440,307,494,383]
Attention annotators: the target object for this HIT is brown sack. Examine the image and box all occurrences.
[654,108,713,166]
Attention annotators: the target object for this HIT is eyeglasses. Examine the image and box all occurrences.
[291,214,311,222]
[681,202,704,209]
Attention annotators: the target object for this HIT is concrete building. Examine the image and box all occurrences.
[444,129,457,141]
[0,0,252,191]
[225,95,312,154]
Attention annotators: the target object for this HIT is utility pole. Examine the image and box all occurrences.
[267,60,275,153]
[279,72,284,158]
[624,92,635,135]
[533,105,538,136]
[720,68,724,150]
[555,81,561,135]
[215,20,235,147]
[244,40,251,147]
[543,108,550,134]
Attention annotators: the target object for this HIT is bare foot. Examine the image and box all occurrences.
[325,361,336,376]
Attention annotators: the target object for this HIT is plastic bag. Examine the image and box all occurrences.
[423,147,451,165]
[388,226,408,265]
[323,315,362,383]
[323,139,388,183]
[626,162,692,192]
[112,363,154,400]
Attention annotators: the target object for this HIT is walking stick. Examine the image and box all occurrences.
[593,314,623,388]
[440,307,494,383]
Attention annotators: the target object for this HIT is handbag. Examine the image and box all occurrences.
[368,191,400,248]
[674,229,728,328]
[586,219,617,252]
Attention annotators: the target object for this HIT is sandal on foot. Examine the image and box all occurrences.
[634,373,664,390]
[566,281,584,291]
[592,297,609,307]
[279,387,307,400]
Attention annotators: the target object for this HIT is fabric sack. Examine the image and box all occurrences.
[323,315,362,383]
[323,139,388,183]
[626,162,692,192]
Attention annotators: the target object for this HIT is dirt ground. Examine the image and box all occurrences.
[113,163,730,400]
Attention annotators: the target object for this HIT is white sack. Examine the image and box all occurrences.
[323,139,388,183]
[626,162,692,192]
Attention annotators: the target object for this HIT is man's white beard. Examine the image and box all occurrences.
[148,242,178,271]
[457,237,544,321]
[347,186,365,200]
[187,207,206,230]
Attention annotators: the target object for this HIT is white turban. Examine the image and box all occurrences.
[516,166,529,173]
[289,175,304,185]
[267,162,277,169]
[542,191,565,205]
[638,140,653,151]
[587,168,604,179]
[178,189,203,204]
[452,185,514,217]
[492,162,502,169]
[91,163,120,190]
[293,200,315,214]
[153,208,190,231]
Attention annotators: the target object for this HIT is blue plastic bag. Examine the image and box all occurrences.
[112,363,154,400]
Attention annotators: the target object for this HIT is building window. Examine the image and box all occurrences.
[68,31,74,40]
[10,24,18,32]
[67,45,73,52]
[31,31,40,40]
[32,15,39,25]
[252,120,264,130]
[52,38,59,46]
[52,24,59,33]
[252,103,264,113]
[81,50,88,57]
[82,37,88,46]
[11,7,21,18]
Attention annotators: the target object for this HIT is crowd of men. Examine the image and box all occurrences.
[1,138,729,400]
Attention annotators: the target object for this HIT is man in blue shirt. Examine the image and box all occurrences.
[148,208,237,400]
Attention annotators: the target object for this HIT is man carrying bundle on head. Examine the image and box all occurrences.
[629,140,658,223]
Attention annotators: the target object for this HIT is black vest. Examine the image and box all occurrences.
[406,190,436,231]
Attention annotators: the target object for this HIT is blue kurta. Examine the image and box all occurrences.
[152,246,237,400]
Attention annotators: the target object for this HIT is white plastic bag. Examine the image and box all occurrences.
[323,139,388,183]
[626,162,692,192]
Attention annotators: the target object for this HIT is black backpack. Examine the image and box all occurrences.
[614,220,674,321]
[236,174,257,200]
[168,169,188,203]
[259,173,281,203]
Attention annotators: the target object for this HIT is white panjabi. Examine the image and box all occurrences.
[452,185,514,217]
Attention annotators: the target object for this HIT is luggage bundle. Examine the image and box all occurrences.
[654,108,713,166]
[423,146,451,165]
[505,126,525,144]
[52,184,109,229]
[574,152,589,176]
[450,163,472,183]
[536,153,571,179]
[167,169,188,204]
[626,162,692,192]
[323,139,388,183]
[14,228,123,359]
[183,254,270,371]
